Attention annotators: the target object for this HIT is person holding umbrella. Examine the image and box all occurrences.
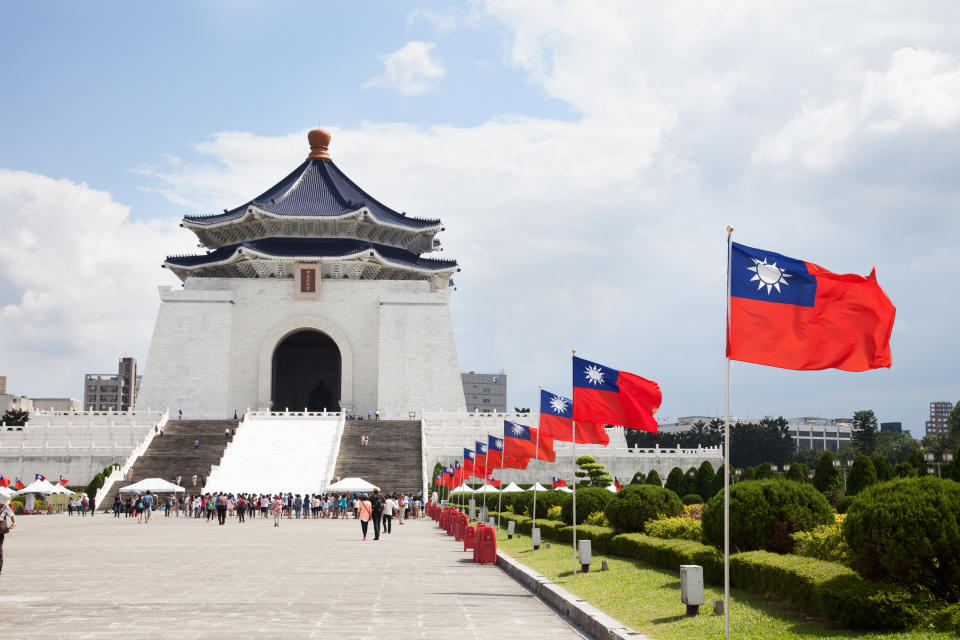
[0,493,17,575]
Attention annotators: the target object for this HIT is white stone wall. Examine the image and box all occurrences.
[137,277,464,418]
[422,411,723,486]
[0,410,164,484]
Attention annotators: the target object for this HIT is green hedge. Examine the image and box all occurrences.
[555,524,618,554]
[609,533,724,584]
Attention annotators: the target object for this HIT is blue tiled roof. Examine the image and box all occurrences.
[165,238,458,271]
[183,159,441,230]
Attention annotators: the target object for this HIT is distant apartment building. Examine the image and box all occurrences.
[84,357,141,411]
[926,401,954,437]
[656,415,852,452]
[0,376,6,394]
[461,371,507,413]
[880,421,903,434]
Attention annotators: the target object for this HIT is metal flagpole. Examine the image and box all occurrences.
[724,226,734,640]
[572,348,578,576]
[482,443,488,523]
[497,432,505,536]
[532,387,541,549]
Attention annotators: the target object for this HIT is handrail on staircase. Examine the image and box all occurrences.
[326,411,347,489]
[95,408,169,509]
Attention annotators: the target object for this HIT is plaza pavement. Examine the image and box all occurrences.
[0,512,588,640]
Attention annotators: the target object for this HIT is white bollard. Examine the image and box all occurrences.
[532,527,541,550]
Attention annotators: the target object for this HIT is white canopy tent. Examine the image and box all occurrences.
[15,478,58,496]
[48,484,76,495]
[500,482,523,493]
[0,486,15,498]
[473,484,500,494]
[556,486,573,493]
[325,477,378,493]
[119,478,185,494]
[450,484,475,494]
[530,482,550,492]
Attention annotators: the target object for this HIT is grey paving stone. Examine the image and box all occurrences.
[0,513,587,639]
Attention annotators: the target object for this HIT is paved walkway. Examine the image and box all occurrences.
[0,513,586,639]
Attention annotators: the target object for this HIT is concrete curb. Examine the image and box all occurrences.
[497,550,650,640]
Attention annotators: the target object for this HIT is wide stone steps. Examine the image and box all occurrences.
[100,419,236,506]
[333,420,422,495]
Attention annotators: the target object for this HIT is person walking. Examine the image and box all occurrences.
[0,494,17,575]
[270,495,284,527]
[216,493,227,525]
[375,410,380,421]
[357,494,373,540]
[370,489,384,540]
[193,439,199,451]
[381,495,395,535]
[142,490,154,523]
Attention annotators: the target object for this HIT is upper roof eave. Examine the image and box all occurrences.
[181,204,443,234]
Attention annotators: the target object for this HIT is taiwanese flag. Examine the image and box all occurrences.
[539,389,609,445]
[487,475,501,488]
[0,475,9,488]
[442,465,455,488]
[474,441,488,476]
[727,243,895,371]
[14,478,25,490]
[463,449,476,478]
[504,421,556,463]
[433,473,441,488]
[59,474,69,486]
[454,460,463,487]
[614,477,623,491]
[572,356,661,433]
[552,476,567,488]
[487,434,529,470]
[35,474,47,482]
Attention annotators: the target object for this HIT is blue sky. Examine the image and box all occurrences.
[2,2,959,434]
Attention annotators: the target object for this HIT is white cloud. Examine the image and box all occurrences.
[362,41,447,96]
[0,171,193,397]
[754,48,960,169]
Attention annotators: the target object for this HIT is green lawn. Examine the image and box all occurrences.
[495,532,952,640]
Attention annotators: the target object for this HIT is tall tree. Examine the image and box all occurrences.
[664,467,684,495]
[851,410,879,455]
[694,461,716,499]
[814,451,842,492]
[1,409,29,426]
[846,455,878,496]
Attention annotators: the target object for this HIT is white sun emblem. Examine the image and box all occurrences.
[510,423,525,436]
[748,257,792,294]
[494,438,503,449]
[479,444,486,454]
[584,365,605,385]
[549,395,568,414]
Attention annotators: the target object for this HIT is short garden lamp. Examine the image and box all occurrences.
[680,565,705,616]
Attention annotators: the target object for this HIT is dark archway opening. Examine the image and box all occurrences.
[272,330,341,412]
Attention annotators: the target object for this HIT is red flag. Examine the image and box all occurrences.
[539,389,609,445]
[59,474,69,486]
[0,475,9,488]
[463,449,476,478]
[552,476,567,488]
[572,356,661,433]
[503,421,556,463]
[14,478,25,490]
[614,477,623,491]
[487,474,501,488]
[727,243,895,371]
[474,440,487,476]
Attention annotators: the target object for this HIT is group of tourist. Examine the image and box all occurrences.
[110,491,424,529]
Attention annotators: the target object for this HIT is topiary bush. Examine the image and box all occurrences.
[682,493,703,505]
[844,477,960,602]
[702,479,834,553]
[527,490,566,519]
[871,454,893,482]
[785,463,809,483]
[561,486,613,525]
[603,484,682,533]
[814,451,842,493]
[664,467,684,494]
[694,461,716,500]
[645,469,662,487]
[894,462,917,478]
[845,455,878,497]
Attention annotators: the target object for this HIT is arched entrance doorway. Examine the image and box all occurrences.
[271,330,341,411]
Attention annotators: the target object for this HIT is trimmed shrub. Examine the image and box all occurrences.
[753,462,774,480]
[604,484,682,533]
[741,467,757,481]
[835,494,855,514]
[527,490,567,519]
[785,463,809,483]
[894,462,917,478]
[844,477,960,601]
[814,451,842,492]
[609,533,724,583]
[681,493,702,505]
[645,469,662,487]
[871,454,893,482]
[679,467,698,497]
[646,516,703,542]
[561,486,613,525]
[555,524,617,553]
[845,455,878,496]
[664,467,684,494]
[702,479,834,553]
[694,461,716,500]
[534,519,566,540]
[629,471,645,485]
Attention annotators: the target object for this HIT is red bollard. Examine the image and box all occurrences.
[464,525,477,551]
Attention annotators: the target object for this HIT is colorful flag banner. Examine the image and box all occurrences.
[539,389,609,445]
[572,356,661,432]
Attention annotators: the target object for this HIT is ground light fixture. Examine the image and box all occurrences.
[532,527,541,550]
[680,565,705,616]
[507,520,515,539]
[579,539,592,573]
